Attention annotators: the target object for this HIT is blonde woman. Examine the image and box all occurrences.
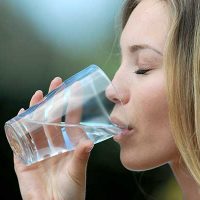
[13,0,200,199]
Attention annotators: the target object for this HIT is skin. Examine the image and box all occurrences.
[106,0,179,171]
[106,0,200,199]
[14,77,94,200]
[14,0,200,199]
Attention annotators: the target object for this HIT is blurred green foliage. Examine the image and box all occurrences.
[154,176,182,200]
[0,1,181,199]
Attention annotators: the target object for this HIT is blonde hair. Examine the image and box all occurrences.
[122,0,200,185]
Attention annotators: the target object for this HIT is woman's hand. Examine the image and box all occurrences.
[14,77,93,200]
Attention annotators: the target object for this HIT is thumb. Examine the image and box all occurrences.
[68,140,94,182]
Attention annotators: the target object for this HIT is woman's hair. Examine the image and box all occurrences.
[122,0,200,185]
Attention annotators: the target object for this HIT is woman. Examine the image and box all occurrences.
[14,0,200,199]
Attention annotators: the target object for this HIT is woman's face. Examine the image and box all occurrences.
[107,0,179,171]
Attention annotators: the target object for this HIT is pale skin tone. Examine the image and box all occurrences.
[14,0,200,199]
[15,77,94,200]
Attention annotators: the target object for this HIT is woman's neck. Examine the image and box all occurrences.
[170,160,200,200]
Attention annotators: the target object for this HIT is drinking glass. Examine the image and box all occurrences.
[4,64,128,165]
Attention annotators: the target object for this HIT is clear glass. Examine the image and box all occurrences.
[4,65,128,165]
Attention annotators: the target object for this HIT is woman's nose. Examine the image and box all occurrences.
[105,84,121,104]
[105,72,130,105]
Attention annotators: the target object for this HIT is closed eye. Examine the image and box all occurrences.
[134,68,152,75]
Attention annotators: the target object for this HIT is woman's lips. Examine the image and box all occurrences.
[113,128,134,142]
[110,117,135,141]
[110,117,129,129]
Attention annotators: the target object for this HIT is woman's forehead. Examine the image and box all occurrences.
[120,0,169,53]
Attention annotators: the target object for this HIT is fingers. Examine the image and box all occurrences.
[14,154,26,174]
[18,108,25,115]
[43,77,65,149]
[29,76,62,107]
[68,140,94,182]
[49,77,62,93]
[29,77,63,157]
[28,89,48,152]
[30,90,43,107]
[64,82,88,149]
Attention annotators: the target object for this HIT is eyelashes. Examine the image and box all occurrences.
[134,68,152,75]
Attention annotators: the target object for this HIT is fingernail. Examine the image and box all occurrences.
[18,108,25,115]
[35,90,43,95]
[54,77,62,82]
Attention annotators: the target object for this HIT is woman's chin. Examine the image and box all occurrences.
[119,153,167,172]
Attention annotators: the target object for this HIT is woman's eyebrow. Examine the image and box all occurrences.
[129,44,163,56]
